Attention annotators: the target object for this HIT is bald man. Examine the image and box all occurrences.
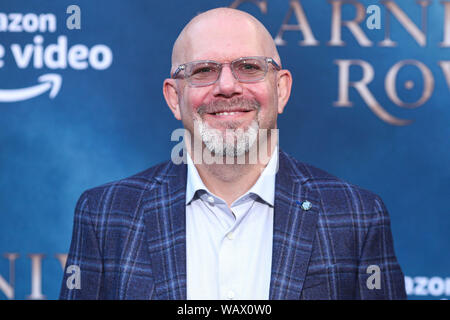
[60,8,406,300]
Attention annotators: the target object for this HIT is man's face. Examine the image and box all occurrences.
[166,17,291,157]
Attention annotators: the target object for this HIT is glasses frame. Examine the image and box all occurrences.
[171,56,281,87]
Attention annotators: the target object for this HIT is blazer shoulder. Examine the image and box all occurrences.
[281,150,382,205]
[76,160,176,217]
[87,160,171,193]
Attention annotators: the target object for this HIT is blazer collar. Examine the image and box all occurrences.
[143,160,188,299]
[144,149,319,300]
[269,150,320,299]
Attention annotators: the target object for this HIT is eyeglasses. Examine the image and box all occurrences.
[171,56,281,87]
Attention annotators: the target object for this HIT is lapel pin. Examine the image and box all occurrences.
[297,200,312,211]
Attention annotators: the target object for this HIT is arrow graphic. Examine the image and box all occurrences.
[0,74,62,103]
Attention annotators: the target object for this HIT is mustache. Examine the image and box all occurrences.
[197,97,260,115]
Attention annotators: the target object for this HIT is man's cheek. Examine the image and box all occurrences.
[185,98,204,115]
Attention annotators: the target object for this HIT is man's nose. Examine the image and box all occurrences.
[212,64,243,97]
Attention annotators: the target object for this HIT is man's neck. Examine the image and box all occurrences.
[188,142,276,207]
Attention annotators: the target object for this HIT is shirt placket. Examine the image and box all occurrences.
[216,195,253,300]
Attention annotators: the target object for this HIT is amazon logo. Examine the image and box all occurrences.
[0,7,112,103]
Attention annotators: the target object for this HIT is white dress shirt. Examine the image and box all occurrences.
[185,147,278,300]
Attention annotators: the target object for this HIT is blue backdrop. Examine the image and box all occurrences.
[0,0,449,300]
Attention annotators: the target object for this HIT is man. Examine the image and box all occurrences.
[60,8,406,299]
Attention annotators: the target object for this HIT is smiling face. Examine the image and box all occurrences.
[164,9,292,158]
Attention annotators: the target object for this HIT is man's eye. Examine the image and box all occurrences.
[192,67,214,74]
[239,63,261,72]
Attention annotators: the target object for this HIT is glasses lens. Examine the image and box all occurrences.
[232,58,266,82]
[188,62,220,85]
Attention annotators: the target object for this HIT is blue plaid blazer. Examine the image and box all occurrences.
[60,150,406,299]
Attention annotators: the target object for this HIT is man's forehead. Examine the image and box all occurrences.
[183,22,267,61]
[172,8,278,67]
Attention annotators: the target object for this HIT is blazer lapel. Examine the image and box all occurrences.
[270,150,320,299]
[143,161,187,300]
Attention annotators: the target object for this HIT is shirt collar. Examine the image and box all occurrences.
[247,145,278,206]
[185,146,278,206]
[186,151,209,204]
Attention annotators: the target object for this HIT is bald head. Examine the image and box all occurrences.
[171,8,280,73]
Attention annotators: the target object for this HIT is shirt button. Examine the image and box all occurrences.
[226,232,234,240]
[207,196,214,204]
[227,290,235,300]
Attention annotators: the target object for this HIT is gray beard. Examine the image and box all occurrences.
[194,118,259,157]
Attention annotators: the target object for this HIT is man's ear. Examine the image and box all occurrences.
[276,69,292,114]
[163,78,182,120]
